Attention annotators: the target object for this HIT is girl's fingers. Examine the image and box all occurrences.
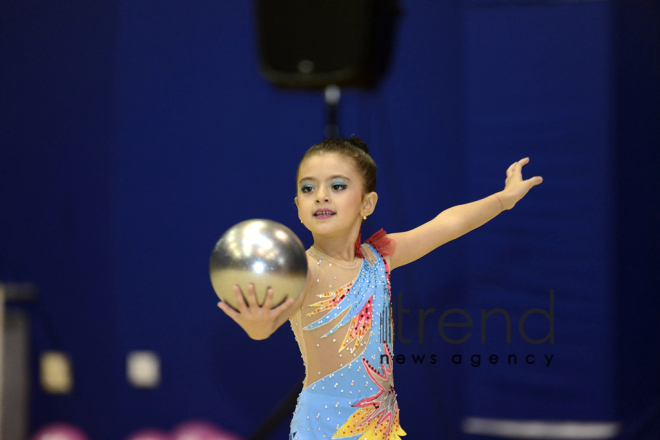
[244,283,259,308]
[512,158,529,178]
[528,176,543,186]
[217,301,239,320]
[271,296,295,317]
[506,161,516,177]
[517,176,542,196]
[233,285,249,314]
[262,287,274,309]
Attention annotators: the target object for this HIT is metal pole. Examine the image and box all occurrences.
[0,283,36,440]
[324,85,341,138]
[0,283,5,437]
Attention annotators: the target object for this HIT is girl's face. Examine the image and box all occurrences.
[295,153,373,238]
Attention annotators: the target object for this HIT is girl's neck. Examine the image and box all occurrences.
[311,232,360,264]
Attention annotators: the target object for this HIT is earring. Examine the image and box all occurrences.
[363,216,367,220]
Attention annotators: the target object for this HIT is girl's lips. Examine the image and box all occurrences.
[314,212,335,219]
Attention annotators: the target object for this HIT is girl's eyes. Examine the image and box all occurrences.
[300,183,347,193]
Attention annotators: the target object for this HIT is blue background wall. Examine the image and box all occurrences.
[1,0,658,439]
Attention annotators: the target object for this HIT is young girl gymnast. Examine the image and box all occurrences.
[217,137,542,440]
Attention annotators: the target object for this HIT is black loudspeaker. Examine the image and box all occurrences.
[256,0,401,89]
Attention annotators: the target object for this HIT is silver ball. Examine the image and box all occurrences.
[210,219,308,310]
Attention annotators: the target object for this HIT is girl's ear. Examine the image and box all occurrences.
[362,192,378,216]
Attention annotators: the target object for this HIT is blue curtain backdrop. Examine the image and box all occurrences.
[1,1,658,439]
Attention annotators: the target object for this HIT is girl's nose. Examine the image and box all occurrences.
[316,189,329,202]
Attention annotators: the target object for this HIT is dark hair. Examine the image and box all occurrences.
[295,136,377,195]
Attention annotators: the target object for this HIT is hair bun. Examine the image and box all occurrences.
[347,136,369,154]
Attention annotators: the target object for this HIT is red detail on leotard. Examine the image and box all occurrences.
[354,231,363,259]
[354,228,397,259]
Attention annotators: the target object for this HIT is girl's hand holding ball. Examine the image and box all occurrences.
[500,157,543,210]
[217,283,300,340]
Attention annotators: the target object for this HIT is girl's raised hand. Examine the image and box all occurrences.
[501,157,543,210]
[217,283,298,340]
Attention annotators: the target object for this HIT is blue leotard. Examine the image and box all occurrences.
[288,232,406,440]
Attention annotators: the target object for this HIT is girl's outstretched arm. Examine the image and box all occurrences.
[387,157,542,270]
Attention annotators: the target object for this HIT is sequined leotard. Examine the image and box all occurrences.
[288,229,407,440]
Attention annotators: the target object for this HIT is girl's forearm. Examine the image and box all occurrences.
[439,191,510,238]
